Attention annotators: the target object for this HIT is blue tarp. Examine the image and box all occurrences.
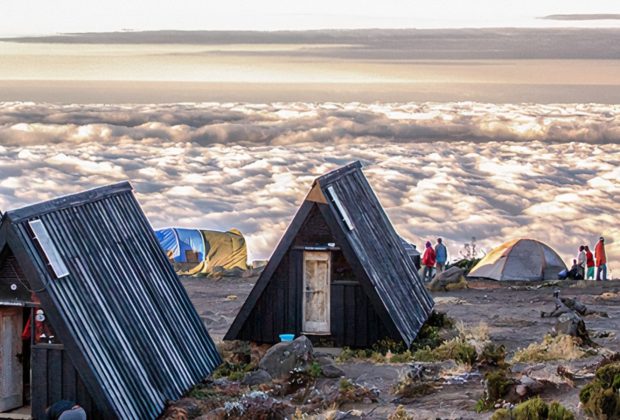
[155,228,205,263]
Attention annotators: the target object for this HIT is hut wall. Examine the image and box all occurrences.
[31,345,102,419]
[237,204,395,347]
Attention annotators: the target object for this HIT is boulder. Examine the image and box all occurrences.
[242,369,273,386]
[428,267,467,291]
[258,336,314,379]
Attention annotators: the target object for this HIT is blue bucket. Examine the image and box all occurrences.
[279,333,295,342]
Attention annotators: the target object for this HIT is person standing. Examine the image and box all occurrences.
[595,237,608,281]
[421,241,436,283]
[435,238,448,275]
[585,245,595,280]
[577,245,586,280]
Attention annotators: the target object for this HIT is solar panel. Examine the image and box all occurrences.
[327,186,355,231]
[28,219,70,278]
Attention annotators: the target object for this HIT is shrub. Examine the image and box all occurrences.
[477,369,514,412]
[392,370,436,399]
[490,397,574,420]
[479,343,508,368]
[387,405,414,420]
[579,362,620,419]
[512,335,589,363]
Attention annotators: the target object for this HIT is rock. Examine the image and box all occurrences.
[258,336,314,379]
[554,312,590,342]
[428,267,467,291]
[322,363,345,378]
[242,369,273,386]
[334,410,364,419]
[315,356,345,378]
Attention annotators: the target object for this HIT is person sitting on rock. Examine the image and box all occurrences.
[567,259,583,280]
[421,241,436,283]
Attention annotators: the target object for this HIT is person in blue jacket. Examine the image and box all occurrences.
[435,238,448,275]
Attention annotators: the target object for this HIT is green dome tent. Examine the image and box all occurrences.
[155,227,248,275]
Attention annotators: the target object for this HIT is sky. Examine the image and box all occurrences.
[1,1,620,35]
[0,2,619,274]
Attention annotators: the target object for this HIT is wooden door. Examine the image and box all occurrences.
[0,307,23,412]
[302,251,331,334]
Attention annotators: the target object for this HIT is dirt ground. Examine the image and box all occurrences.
[182,275,620,419]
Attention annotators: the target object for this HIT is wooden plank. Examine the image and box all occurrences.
[355,286,368,347]
[48,349,63,403]
[0,307,23,412]
[330,284,344,347]
[62,350,77,402]
[344,285,356,346]
[31,347,48,418]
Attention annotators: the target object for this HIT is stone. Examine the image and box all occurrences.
[258,335,314,379]
[321,363,345,378]
[428,267,467,291]
[554,312,589,341]
[242,369,273,386]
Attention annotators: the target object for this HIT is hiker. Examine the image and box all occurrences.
[595,237,608,281]
[45,400,86,420]
[435,238,448,275]
[585,245,595,280]
[567,259,583,280]
[421,241,436,282]
[577,245,586,280]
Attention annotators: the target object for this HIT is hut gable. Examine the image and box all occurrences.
[0,182,221,419]
[226,161,434,347]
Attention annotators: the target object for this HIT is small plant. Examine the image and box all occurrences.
[387,405,414,420]
[339,378,354,392]
[490,397,574,420]
[479,343,508,368]
[476,370,515,412]
[392,370,435,399]
[212,361,254,381]
[307,361,322,378]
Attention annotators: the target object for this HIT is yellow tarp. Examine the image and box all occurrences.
[175,229,248,276]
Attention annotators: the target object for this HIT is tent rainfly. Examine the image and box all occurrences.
[0,182,221,419]
[225,161,434,348]
[468,238,567,281]
[155,227,248,275]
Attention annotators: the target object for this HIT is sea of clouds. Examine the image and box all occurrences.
[0,101,618,273]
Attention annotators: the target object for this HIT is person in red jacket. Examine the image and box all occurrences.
[595,237,607,281]
[585,245,595,280]
[421,241,436,283]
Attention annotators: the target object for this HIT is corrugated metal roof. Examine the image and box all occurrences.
[318,162,434,345]
[2,182,221,419]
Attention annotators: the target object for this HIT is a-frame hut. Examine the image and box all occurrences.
[225,161,434,348]
[0,182,221,419]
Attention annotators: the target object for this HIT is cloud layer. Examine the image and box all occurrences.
[0,101,619,275]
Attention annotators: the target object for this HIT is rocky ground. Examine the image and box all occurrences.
[177,275,620,419]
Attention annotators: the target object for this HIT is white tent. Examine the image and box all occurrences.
[468,238,567,281]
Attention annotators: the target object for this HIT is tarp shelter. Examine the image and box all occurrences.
[155,228,248,275]
[468,238,567,281]
[0,182,221,419]
[225,161,434,348]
